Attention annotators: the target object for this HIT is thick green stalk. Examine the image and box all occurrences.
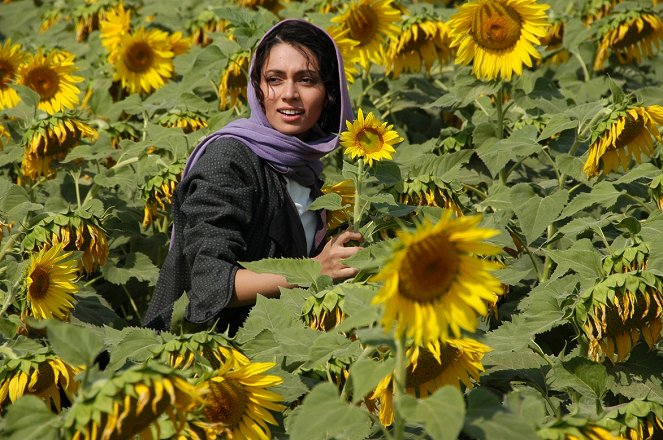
[353,158,364,231]
[392,333,407,440]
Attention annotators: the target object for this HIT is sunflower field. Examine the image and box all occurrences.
[1,0,663,438]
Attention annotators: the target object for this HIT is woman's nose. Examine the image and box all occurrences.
[282,80,299,100]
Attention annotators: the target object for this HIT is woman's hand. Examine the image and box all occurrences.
[313,230,363,281]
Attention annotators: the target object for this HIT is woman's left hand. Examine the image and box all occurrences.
[313,230,363,281]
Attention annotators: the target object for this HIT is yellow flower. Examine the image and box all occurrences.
[66,364,204,440]
[142,163,183,228]
[340,109,404,166]
[372,212,504,349]
[384,19,453,78]
[448,0,550,81]
[370,338,490,426]
[51,221,109,275]
[188,11,231,47]
[0,123,9,150]
[195,361,286,440]
[540,20,570,64]
[236,0,286,13]
[583,105,663,177]
[17,50,84,114]
[158,109,208,133]
[583,0,623,25]
[0,352,79,412]
[593,11,663,71]
[328,25,361,83]
[99,2,132,53]
[331,0,402,69]
[109,27,175,95]
[321,179,355,231]
[21,114,98,180]
[399,177,463,216]
[219,52,249,111]
[0,39,25,110]
[168,31,192,55]
[24,243,78,321]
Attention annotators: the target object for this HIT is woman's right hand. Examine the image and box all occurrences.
[314,230,363,281]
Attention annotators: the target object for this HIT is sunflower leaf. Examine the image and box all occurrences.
[511,184,569,245]
[0,395,59,440]
[397,386,465,440]
[240,258,321,287]
[42,320,104,367]
[348,356,395,404]
[547,356,613,401]
[544,238,604,280]
[606,345,663,405]
[463,388,539,440]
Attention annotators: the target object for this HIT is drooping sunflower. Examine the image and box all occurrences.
[384,19,453,78]
[0,350,79,412]
[340,109,404,166]
[0,39,25,110]
[447,0,550,81]
[99,2,132,53]
[23,243,79,321]
[331,0,402,69]
[236,0,286,14]
[21,113,98,180]
[398,175,463,216]
[188,10,231,47]
[72,0,122,42]
[578,271,663,363]
[583,105,663,177]
[64,363,204,440]
[582,0,623,25]
[193,360,286,440]
[539,421,625,440]
[328,25,361,83]
[109,27,175,95]
[158,109,208,133]
[370,338,489,426]
[218,52,249,111]
[320,179,355,231]
[142,162,184,228]
[156,332,249,372]
[17,50,84,114]
[372,212,504,349]
[593,10,663,71]
[302,285,346,331]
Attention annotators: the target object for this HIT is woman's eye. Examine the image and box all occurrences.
[265,77,281,84]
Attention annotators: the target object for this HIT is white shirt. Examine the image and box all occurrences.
[285,177,316,254]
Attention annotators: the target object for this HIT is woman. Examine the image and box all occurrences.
[143,19,362,334]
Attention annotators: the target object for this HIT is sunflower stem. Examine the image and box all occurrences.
[571,49,590,82]
[71,170,82,210]
[353,158,364,231]
[392,332,407,440]
[122,284,142,324]
[495,87,508,185]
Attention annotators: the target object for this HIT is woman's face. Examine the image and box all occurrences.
[259,43,327,139]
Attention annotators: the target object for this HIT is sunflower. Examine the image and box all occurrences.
[372,212,503,349]
[593,11,663,71]
[154,332,249,372]
[99,2,132,53]
[579,272,663,363]
[73,1,122,42]
[109,27,175,95]
[370,338,489,426]
[340,109,404,166]
[321,179,355,231]
[23,243,78,321]
[158,109,208,133]
[142,162,184,228]
[583,0,623,25]
[188,11,231,47]
[168,31,192,55]
[447,0,550,81]
[0,351,79,412]
[327,25,361,83]
[384,19,453,78]
[399,176,463,216]
[194,360,286,440]
[236,0,286,14]
[583,105,663,177]
[16,49,83,114]
[540,20,570,64]
[51,222,109,275]
[218,52,249,111]
[64,363,204,440]
[21,113,98,180]
[302,285,346,331]
[0,123,9,150]
[0,39,25,110]
[331,0,402,69]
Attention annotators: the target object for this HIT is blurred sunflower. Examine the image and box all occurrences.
[582,0,623,25]
[398,176,463,216]
[188,10,231,47]
[328,25,361,83]
[168,31,192,55]
[384,19,453,78]
[340,109,404,166]
[331,0,402,69]
[64,363,204,440]
[0,123,9,150]
[219,52,249,111]
[447,0,550,81]
[73,0,122,42]
[39,4,64,32]
[578,272,663,363]
[0,351,79,412]
[21,113,98,180]
[321,179,355,231]
[583,105,663,177]
[649,175,663,210]
[622,411,663,440]
[540,20,569,64]
[17,50,84,114]
[0,39,25,110]
[194,360,286,439]
[109,27,175,95]
[158,109,208,133]
[593,11,663,71]
[23,243,78,321]
[142,163,184,228]
[99,2,132,53]
[372,212,504,349]
[370,338,489,426]
[236,0,286,13]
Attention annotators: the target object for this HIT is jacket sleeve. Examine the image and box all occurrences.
[178,141,259,323]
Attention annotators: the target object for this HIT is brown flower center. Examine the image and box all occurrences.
[472,1,523,50]
[124,42,154,73]
[347,4,379,46]
[613,18,655,50]
[29,266,50,299]
[614,114,645,150]
[406,345,459,388]
[397,233,459,303]
[0,60,15,87]
[25,66,60,100]
[204,379,247,427]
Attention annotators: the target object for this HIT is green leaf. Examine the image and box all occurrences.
[537,114,578,141]
[545,238,604,280]
[463,388,539,440]
[240,258,321,287]
[607,345,663,405]
[302,332,362,370]
[235,294,302,344]
[43,320,104,366]
[274,326,321,369]
[0,395,60,440]
[547,356,612,401]
[397,386,465,440]
[476,126,541,178]
[309,193,344,211]
[101,252,159,286]
[286,382,372,440]
[348,357,395,404]
[72,289,125,328]
[559,181,623,220]
[106,328,163,371]
[511,184,569,244]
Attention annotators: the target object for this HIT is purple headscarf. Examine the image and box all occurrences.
[182,19,355,187]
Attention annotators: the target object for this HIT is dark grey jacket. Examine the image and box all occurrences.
[143,137,322,334]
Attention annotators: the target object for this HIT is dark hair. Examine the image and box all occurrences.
[251,21,341,134]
